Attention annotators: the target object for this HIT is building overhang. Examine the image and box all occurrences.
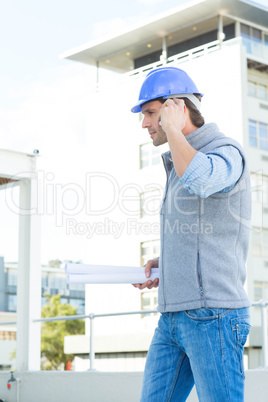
[0,149,37,190]
[247,58,268,73]
[60,0,268,73]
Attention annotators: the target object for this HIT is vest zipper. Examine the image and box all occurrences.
[197,251,206,305]
[160,196,166,312]
[160,154,173,313]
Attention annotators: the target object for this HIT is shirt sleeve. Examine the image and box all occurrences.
[179,146,244,198]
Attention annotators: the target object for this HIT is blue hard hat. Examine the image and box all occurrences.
[131,66,203,113]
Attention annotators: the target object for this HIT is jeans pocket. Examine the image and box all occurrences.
[231,316,251,378]
[185,308,227,321]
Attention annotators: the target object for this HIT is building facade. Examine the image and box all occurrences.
[0,258,85,315]
[0,256,85,370]
[62,0,268,371]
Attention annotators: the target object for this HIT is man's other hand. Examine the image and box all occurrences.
[132,258,159,290]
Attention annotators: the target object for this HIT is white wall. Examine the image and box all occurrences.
[0,370,267,402]
[0,340,16,367]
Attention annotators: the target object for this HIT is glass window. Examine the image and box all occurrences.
[241,23,262,57]
[140,189,161,218]
[67,298,85,314]
[48,274,67,290]
[7,295,17,312]
[264,177,268,205]
[252,28,261,40]
[140,143,160,169]
[7,271,17,287]
[263,231,268,250]
[153,242,160,255]
[141,290,158,317]
[260,140,268,151]
[249,120,268,150]
[141,239,160,266]
[254,281,263,300]
[248,81,268,100]
[241,23,250,37]
[265,34,268,59]
[140,144,150,169]
[249,120,257,147]
[260,123,267,138]
[142,295,150,307]
[252,227,268,257]
[241,23,252,54]
[258,84,266,99]
[250,173,268,205]
[248,81,256,97]
[68,282,85,291]
[250,173,262,203]
[41,274,48,288]
[259,123,268,151]
[254,281,268,301]
[152,147,160,165]
[142,245,150,259]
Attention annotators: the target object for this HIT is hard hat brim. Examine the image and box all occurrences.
[131,101,146,113]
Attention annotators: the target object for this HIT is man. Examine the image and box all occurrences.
[131,67,251,402]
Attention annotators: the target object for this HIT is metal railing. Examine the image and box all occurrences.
[1,301,268,371]
[33,309,158,371]
[251,299,268,367]
[96,37,255,94]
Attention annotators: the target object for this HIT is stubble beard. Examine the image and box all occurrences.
[153,128,167,147]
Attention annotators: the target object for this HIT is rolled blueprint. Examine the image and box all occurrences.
[65,263,159,284]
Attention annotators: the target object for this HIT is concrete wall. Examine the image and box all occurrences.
[0,369,267,402]
[0,257,5,311]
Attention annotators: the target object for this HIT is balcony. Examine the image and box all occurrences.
[96,36,268,95]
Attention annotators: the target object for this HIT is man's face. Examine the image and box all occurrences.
[141,100,168,147]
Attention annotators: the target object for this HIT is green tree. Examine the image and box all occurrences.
[48,259,62,268]
[41,294,85,370]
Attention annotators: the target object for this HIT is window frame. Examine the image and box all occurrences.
[140,239,160,267]
[251,226,268,257]
[140,188,162,218]
[248,120,268,151]
[139,143,161,169]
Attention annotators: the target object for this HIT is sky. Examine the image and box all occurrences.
[0,0,267,264]
[0,0,195,157]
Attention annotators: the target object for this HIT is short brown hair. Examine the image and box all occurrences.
[181,94,205,128]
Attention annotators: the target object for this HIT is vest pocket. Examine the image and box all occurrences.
[231,316,251,378]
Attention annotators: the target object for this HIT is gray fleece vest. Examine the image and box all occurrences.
[158,123,251,313]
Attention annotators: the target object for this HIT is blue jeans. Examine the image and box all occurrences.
[140,308,250,402]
